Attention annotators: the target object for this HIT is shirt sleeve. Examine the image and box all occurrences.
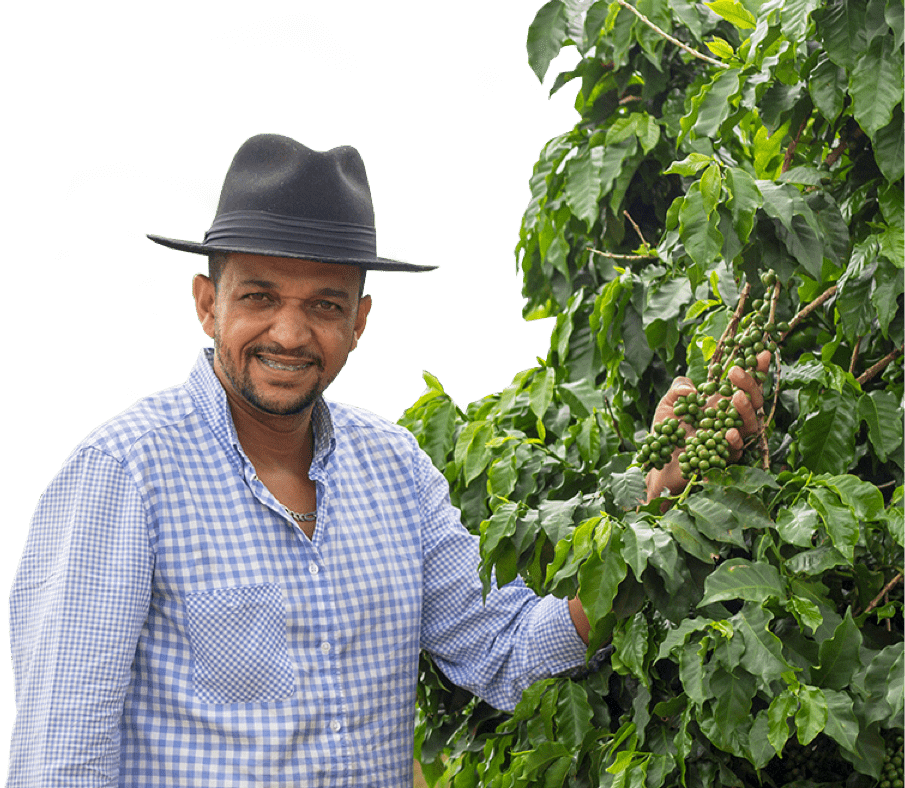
[416,451,589,712]
[8,447,153,787]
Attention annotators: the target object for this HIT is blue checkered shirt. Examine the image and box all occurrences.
[9,350,590,787]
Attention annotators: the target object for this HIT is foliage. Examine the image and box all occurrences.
[405,0,904,785]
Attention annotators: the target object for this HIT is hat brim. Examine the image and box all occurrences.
[147,234,437,272]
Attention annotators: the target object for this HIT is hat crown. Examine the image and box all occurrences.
[217,134,375,227]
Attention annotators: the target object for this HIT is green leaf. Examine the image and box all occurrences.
[767,689,797,754]
[565,146,605,229]
[850,34,904,138]
[823,474,885,521]
[679,639,708,706]
[699,163,722,217]
[559,378,605,418]
[692,68,741,138]
[780,0,821,41]
[527,0,569,82]
[578,545,627,640]
[684,495,746,549]
[661,509,719,564]
[874,105,905,182]
[837,246,879,339]
[699,558,787,607]
[644,275,694,327]
[787,594,823,633]
[606,115,639,145]
[785,545,849,576]
[612,612,650,685]
[797,390,859,475]
[733,605,796,690]
[809,487,860,560]
[758,181,825,280]
[725,167,764,244]
[812,609,863,691]
[679,184,724,266]
[795,685,827,745]
[808,54,845,120]
[455,420,493,486]
[699,668,756,755]
[636,113,661,154]
[872,256,904,339]
[822,689,860,754]
[705,37,735,60]
[479,503,520,564]
[609,466,647,510]
[664,153,712,176]
[705,0,755,29]
[529,367,556,421]
[555,681,594,751]
[775,501,820,548]
[860,390,904,462]
[816,0,867,70]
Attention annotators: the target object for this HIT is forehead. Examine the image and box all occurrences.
[220,253,362,295]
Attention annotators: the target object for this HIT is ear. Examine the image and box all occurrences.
[193,274,217,339]
[350,294,372,351]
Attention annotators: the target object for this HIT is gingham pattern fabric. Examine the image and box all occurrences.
[9,349,591,787]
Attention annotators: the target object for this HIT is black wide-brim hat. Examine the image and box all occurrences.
[148,134,435,272]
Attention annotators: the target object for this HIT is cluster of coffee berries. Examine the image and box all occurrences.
[634,418,684,471]
[881,730,904,788]
[633,270,786,478]
[717,269,788,386]
[677,399,743,477]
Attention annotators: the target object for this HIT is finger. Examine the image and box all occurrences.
[724,427,744,460]
[653,377,696,424]
[726,351,771,411]
[731,386,760,435]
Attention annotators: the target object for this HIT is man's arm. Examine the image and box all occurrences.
[9,448,153,787]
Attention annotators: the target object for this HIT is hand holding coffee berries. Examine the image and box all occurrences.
[639,270,781,500]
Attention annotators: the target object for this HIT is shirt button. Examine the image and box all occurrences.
[330,720,341,732]
[308,562,319,575]
[320,641,332,654]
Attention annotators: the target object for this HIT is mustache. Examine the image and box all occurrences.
[249,345,323,368]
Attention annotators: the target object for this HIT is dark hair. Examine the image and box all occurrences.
[207,253,366,298]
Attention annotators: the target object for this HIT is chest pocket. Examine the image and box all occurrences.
[185,583,296,703]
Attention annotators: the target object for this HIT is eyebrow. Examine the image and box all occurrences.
[238,279,353,301]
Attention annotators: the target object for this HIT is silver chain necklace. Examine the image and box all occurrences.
[283,506,317,523]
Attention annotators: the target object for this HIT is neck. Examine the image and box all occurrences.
[222,388,317,476]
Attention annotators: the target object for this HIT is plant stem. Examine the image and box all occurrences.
[615,0,729,70]
[623,210,649,248]
[782,285,838,341]
[588,247,657,260]
[857,345,904,385]
[711,283,751,378]
[865,573,903,614]
[849,336,863,375]
[782,119,808,174]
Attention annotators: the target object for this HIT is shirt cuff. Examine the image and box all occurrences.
[534,596,612,676]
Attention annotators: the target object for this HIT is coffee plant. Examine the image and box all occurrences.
[403,0,903,785]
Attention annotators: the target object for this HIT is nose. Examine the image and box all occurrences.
[268,302,312,349]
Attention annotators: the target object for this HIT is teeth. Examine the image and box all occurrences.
[258,356,309,372]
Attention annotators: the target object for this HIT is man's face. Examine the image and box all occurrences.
[194,253,371,418]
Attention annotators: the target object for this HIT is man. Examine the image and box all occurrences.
[8,134,765,787]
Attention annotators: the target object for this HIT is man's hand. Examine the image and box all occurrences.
[645,350,772,501]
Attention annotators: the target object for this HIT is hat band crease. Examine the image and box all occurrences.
[204,210,377,257]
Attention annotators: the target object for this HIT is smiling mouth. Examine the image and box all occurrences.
[256,355,316,373]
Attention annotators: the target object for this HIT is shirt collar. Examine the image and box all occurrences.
[186,348,336,470]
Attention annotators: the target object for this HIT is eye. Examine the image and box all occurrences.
[243,292,273,303]
[314,300,343,312]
